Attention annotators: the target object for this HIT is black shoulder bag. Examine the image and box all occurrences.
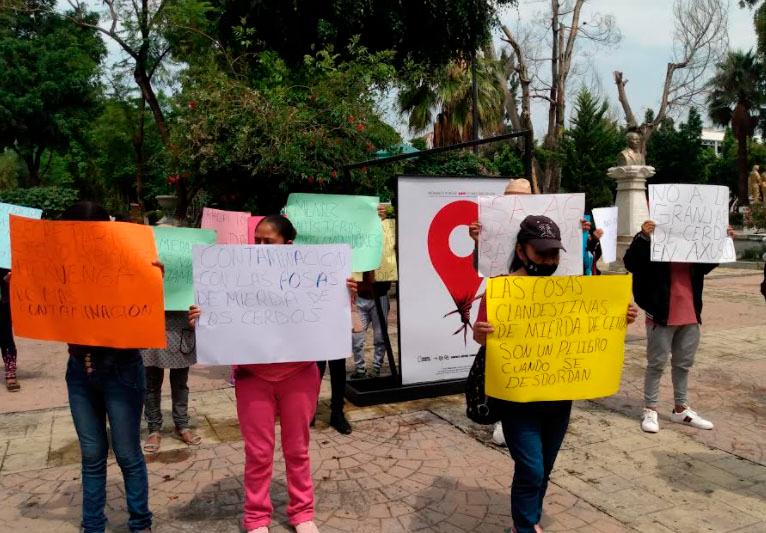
[465,346,501,425]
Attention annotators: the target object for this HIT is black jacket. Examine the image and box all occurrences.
[623,232,717,326]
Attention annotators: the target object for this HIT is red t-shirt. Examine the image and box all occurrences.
[667,263,698,326]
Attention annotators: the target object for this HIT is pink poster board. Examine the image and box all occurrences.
[247,216,265,244]
[201,207,250,244]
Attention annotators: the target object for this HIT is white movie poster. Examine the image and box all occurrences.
[398,176,508,385]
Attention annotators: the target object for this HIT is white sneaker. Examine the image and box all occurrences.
[670,406,714,430]
[492,421,506,445]
[641,408,659,433]
[247,528,268,533]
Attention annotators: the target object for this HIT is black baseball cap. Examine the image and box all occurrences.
[517,215,566,253]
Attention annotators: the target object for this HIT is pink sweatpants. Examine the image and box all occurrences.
[235,363,320,530]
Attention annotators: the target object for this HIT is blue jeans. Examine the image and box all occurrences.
[66,351,152,533]
[501,400,572,533]
[351,295,389,371]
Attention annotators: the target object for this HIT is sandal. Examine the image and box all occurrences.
[143,432,161,454]
[5,377,20,392]
[175,428,202,446]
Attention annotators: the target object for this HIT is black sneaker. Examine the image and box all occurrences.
[349,369,367,380]
[329,412,352,435]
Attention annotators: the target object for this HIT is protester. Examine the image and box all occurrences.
[581,217,604,276]
[350,204,392,379]
[141,311,200,453]
[0,268,19,392]
[61,201,157,533]
[624,219,735,434]
[189,215,356,533]
[473,215,637,533]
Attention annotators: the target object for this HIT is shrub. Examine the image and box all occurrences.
[0,186,79,217]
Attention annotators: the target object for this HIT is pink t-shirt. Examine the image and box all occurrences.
[667,263,697,326]
[236,362,314,382]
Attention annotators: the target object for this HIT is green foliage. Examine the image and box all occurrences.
[490,144,525,177]
[0,1,106,185]
[403,150,498,177]
[212,0,517,69]
[560,90,622,210]
[172,46,401,213]
[647,108,708,184]
[0,186,79,216]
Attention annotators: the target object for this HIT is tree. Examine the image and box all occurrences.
[707,50,765,203]
[397,57,506,146]
[646,107,708,185]
[65,0,211,216]
[213,0,517,69]
[614,0,727,155]
[560,90,622,209]
[500,0,620,193]
[739,0,766,57]
[0,0,105,186]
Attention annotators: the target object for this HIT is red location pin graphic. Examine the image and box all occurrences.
[427,200,484,344]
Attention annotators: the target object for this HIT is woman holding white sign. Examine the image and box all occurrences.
[189,215,356,533]
[473,215,638,533]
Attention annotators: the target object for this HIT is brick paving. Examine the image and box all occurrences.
[0,269,764,532]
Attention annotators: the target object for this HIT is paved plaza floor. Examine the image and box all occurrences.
[0,268,764,532]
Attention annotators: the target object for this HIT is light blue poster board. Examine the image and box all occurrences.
[2,203,43,269]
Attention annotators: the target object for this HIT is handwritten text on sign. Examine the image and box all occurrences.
[9,217,166,348]
[485,275,632,402]
[201,207,249,244]
[153,227,217,311]
[193,244,352,364]
[649,184,734,263]
[286,193,383,272]
[478,194,585,277]
[0,202,42,269]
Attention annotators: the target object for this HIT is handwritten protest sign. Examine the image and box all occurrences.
[374,219,398,282]
[286,193,383,272]
[153,227,217,311]
[0,203,43,269]
[193,244,352,364]
[478,194,585,277]
[201,207,249,244]
[485,275,632,402]
[591,207,618,263]
[649,184,734,263]
[246,216,265,244]
[10,217,166,348]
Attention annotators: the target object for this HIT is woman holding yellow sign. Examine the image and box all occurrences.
[473,215,638,533]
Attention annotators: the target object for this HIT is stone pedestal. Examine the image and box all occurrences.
[156,195,179,226]
[607,165,655,262]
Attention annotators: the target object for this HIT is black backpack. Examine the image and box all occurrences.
[465,346,501,425]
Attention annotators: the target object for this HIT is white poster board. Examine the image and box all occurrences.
[193,244,352,364]
[0,202,42,269]
[398,176,508,385]
[649,184,735,263]
[592,207,619,263]
[478,193,585,277]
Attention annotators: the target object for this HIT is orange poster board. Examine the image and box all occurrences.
[10,216,166,348]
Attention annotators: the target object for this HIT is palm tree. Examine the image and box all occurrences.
[707,50,765,204]
[398,56,506,147]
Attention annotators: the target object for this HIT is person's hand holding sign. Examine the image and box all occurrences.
[468,221,482,243]
[641,220,656,237]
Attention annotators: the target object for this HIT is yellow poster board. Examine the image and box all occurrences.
[374,219,398,282]
[485,274,632,402]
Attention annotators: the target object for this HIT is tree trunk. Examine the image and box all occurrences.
[134,67,169,148]
[133,96,146,207]
[17,146,43,187]
[736,131,750,205]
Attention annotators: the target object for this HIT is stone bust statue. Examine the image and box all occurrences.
[616,131,645,167]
